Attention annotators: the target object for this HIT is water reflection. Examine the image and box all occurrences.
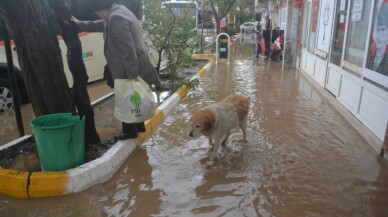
[1,42,388,216]
[98,148,161,217]
[0,104,34,145]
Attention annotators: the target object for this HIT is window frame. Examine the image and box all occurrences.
[302,0,312,49]
[362,0,388,88]
[342,0,374,71]
[329,0,349,66]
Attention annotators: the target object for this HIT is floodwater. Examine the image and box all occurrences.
[1,36,388,216]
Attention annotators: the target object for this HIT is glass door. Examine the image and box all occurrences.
[329,0,348,66]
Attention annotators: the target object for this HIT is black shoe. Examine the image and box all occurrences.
[137,123,146,132]
[114,132,137,141]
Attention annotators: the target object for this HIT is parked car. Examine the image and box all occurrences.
[0,2,106,112]
[240,22,256,33]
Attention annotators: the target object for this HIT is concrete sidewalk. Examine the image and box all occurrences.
[0,54,215,199]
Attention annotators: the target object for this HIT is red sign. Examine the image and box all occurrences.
[294,0,303,9]
[312,0,320,32]
[220,18,226,28]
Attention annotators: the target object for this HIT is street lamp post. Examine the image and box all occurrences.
[235,6,240,30]
[254,0,259,22]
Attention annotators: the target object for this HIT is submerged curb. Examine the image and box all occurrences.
[0,54,215,198]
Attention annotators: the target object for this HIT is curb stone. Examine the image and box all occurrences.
[0,54,215,198]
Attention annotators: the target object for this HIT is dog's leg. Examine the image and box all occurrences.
[221,132,231,145]
[208,137,214,146]
[240,120,248,142]
[206,138,221,166]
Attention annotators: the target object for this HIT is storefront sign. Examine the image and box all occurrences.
[294,0,303,9]
[352,0,364,21]
[340,0,346,11]
[317,0,335,53]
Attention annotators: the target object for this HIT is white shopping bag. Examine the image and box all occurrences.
[114,77,156,123]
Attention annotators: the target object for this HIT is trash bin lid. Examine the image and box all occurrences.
[29,113,81,130]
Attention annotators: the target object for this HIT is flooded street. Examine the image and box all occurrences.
[1,40,388,216]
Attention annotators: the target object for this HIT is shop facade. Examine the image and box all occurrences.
[274,0,388,151]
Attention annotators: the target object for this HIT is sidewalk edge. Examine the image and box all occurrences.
[0,54,215,198]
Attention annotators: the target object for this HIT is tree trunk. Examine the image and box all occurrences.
[209,2,221,35]
[0,0,101,145]
[47,0,100,144]
[0,1,75,115]
[209,1,236,35]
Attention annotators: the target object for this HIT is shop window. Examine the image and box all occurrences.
[329,0,348,66]
[280,8,287,30]
[366,0,388,77]
[307,0,319,53]
[343,0,372,68]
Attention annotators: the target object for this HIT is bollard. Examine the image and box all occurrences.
[218,38,228,59]
[216,33,230,64]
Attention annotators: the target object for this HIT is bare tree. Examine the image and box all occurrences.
[206,0,237,34]
[0,1,74,115]
[0,0,100,144]
[47,0,100,144]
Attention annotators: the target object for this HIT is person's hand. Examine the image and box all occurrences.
[70,16,79,26]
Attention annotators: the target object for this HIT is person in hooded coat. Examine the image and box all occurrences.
[71,0,161,140]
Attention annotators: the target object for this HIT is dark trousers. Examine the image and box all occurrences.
[122,122,146,136]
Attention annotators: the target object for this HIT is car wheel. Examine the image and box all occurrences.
[0,78,16,112]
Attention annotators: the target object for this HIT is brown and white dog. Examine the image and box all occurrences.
[189,94,250,166]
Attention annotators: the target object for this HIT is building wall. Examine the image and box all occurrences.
[290,0,388,149]
[296,0,304,58]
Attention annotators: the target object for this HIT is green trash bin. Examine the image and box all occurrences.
[29,113,85,171]
[218,38,228,59]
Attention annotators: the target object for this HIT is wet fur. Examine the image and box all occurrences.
[189,94,250,166]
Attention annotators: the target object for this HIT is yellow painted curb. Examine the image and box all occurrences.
[135,108,164,145]
[198,68,206,77]
[176,85,190,99]
[0,169,29,198]
[28,171,67,198]
[193,54,216,61]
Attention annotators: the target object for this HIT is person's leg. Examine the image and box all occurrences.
[122,122,138,137]
[115,122,138,140]
[265,42,270,58]
[137,122,146,132]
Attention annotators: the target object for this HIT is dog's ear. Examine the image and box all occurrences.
[203,120,213,131]
[201,108,215,131]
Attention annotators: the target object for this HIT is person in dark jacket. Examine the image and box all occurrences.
[264,15,272,31]
[71,0,161,140]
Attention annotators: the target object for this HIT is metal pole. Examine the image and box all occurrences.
[282,0,289,69]
[2,20,25,137]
